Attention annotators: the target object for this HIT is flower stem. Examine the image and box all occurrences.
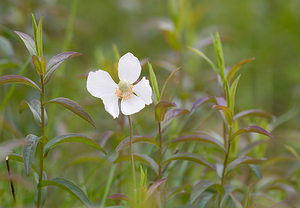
[158,122,162,179]
[37,75,45,208]
[127,115,136,197]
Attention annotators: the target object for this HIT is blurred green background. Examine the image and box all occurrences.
[0,0,300,207]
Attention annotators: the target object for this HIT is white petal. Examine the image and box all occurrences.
[102,94,119,119]
[133,77,152,105]
[121,95,145,115]
[87,69,117,99]
[118,52,141,84]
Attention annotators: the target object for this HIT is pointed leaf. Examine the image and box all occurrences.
[172,134,224,151]
[46,97,95,127]
[248,164,262,179]
[36,16,43,57]
[114,153,158,174]
[190,97,216,115]
[232,125,272,140]
[148,62,160,102]
[226,157,266,174]
[44,52,82,83]
[0,75,40,91]
[227,57,255,84]
[188,47,219,74]
[229,75,240,113]
[44,133,105,157]
[32,55,42,74]
[211,32,225,79]
[39,177,92,208]
[234,109,276,121]
[14,31,36,55]
[146,178,167,200]
[164,108,190,123]
[20,99,48,126]
[115,136,159,153]
[23,134,40,175]
[162,153,214,170]
[155,101,176,122]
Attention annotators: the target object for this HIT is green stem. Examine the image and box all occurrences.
[100,164,117,208]
[158,122,162,179]
[218,125,233,208]
[127,115,136,198]
[37,75,45,208]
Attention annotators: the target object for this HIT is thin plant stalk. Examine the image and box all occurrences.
[128,115,136,197]
[6,156,16,203]
[158,122,163,179]
[37,74,45,208]
[100,164,117,208]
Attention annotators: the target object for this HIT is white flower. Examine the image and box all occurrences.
[87,52,153,118]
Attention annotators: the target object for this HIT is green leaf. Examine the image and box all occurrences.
[162,152,214,170]
[192,192,214,208]
[227,57,255,84]
[7,153,39,173]
[212,105,233,126]
[146,178,167,200]
[39,177,92,208]
[115,136,159,152]
[31,14,38,54]
[0,75,41,92]
[23,134,40,175]
[229,75,240,113]
[36,16,43,57]
[234,109,275,121]
[188,47,219,74]
[190,180,223,205]
[172,133,225,151]
[19,99,48,126]
[148,62,160,103]
[211,32,225,80]
[232,125,273,140]
[155,101,176,122]
[229,193,243,208]
[46,97,95,127]
[44,133,105,157]
[226,157,266,175]
[284,144,300,161]
[248,164,262,179]
[44,52,82,84]
[167,185,192,200]
[114,153,159,174]
[14,31,36,56]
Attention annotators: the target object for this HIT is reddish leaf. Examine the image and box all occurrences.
[146,178,168,200]
[212,105,233,125]
[14,31,36,56]
[155,101,176,122]
[226,157,266,174]
[232,125,273,140]
[108,193,134,204]
[44,52,82,83]
[46,97,95,128]
[190,97,216,115]
[234,109,276,121]
[0,75,40,92]
[172,134,225,151]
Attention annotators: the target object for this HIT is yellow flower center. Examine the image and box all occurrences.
[115,79,133,100]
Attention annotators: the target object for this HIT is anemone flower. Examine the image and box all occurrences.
[87,52,152,118]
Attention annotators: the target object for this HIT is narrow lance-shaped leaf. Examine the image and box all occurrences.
[44,133,105,157]
[229,75,240,114]
[14,31,36,56]
[0,75,41,92]
[23,134,40,175]
[155,101,176,122]
[233,109,275,121]
[32,55,42,74]
[190,97,216,115]
[226,157,266,175]
[227,57,256,84]
[19,99,48,126]
[146,178,168,200]
[212,32,225,80]
[39,177,92,208]
[36,16,43,57]
[31,14,37,49]
[163,108,190,124]
[44,52,82,83]
[162,153,215,170]
[232,125,273,140]
[248,164,262,179]
[148,62,160,103]
[115,136,159,153]
[46,97,95,128]
[172,134,225,151]
[212,105,233,126]
[114,153,159,175]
